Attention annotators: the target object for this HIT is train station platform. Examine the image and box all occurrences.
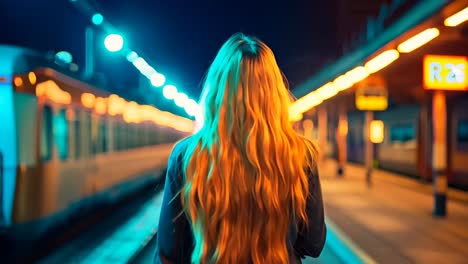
[319,159,468,263]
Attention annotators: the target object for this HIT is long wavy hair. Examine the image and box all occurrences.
[181,33,317,264]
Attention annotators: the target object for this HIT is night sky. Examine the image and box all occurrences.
[2,0,339,109]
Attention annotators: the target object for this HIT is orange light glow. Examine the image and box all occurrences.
[423,55,468,91]
[36,80,71,105]
[105,93,195,132]
[95,97,107,114]
[108,94,127,116]
[123,101,141,123]
[333,75,353,91]
[345,66,369,84]
[444,7,468,27]
[364,49,399,73]
[397,28,439,53]
[356,96,388,111]
[338,119,348,136]
[81,93,96,108]
[290,92,323,116]
[14,76,23,87]
[369,120,384,144]
[289,111,303,122]
[28,72,37,85]
[315,82,338,100]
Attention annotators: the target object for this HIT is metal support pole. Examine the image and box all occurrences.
[365,111,374,187]
[84,26,95,79]
[318,108,327,161]
[303,119,314,141]
[337,111,347,177]
[432,91,447,217]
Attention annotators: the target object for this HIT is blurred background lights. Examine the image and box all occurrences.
[86,12,200,126]
[55,51,73,64]
[184,99,199,116]
[91,13,104,25]
[174,93,188,107]
[126,51,139,62]
[104,34,124,52]
[162,84,178,99]
[28,72,37,85]
[150,73,166,87]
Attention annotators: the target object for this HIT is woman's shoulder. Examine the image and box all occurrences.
[297,137,318,173]
[166,136,193,188]
[168,136,195,171]
[172,136,193,156]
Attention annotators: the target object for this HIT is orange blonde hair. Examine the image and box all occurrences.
[182,33,317,264]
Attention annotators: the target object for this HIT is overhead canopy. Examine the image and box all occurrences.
[291,0,468,118]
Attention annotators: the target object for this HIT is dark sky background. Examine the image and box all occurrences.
[1,0,340,113]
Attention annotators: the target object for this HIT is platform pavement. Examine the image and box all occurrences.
[319,159,468,264]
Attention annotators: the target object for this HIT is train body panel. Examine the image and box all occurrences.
[0,45,193,244]
[12,144,172,224]
[0,77,18,226]
[347,112,365,164]
[450,98,468,189]
[375,105,420,177]
[318,97,468,190]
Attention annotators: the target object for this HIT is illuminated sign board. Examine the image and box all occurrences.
[355,76,388,111]
[423,55,468,91]
[370,120,384,144]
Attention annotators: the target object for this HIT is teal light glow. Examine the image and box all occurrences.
[104,34,124,52]
[55,51,73,64]
[91,13,104,25]
[162,85,177,100]
[126,51,139,62]
[174,93,188,107]
[150,73,166,87]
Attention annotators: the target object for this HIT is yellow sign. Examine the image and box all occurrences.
[355,76,388,111]
[370,120,384,144]
[356,96,388,111]
[423,55,468,91]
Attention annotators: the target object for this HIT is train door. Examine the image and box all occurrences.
[450,96,468,190]
[0,78,17,226]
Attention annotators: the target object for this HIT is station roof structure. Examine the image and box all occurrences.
[291,0,468,119]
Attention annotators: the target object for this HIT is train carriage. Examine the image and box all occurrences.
[0,45,193,249]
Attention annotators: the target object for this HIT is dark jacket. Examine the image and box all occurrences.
[154,137,326,263]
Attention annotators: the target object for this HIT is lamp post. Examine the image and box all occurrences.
[84,26,95,79]
[83,22,124,79]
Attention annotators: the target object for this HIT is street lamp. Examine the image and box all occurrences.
[91,13,104,26]
[104,34,124,52]
[84,27,125,78]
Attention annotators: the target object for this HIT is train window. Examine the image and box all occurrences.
[118,123,122,150]
[84,112,92,157]
[54,109,69,160]
[152,128,160,145]
[118,123,127,151]
[457,119,468,143]
[390,125,415,143]
[127,124,133,149]
[134,126,139,148]
[40,105,53,161]
[113,122,120,150]
[91,117,99,154]
[74,111,81,159]
[128,124,135,149]
[141,127,146,146]
[143,126,151,146]
[100,117,107,153]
